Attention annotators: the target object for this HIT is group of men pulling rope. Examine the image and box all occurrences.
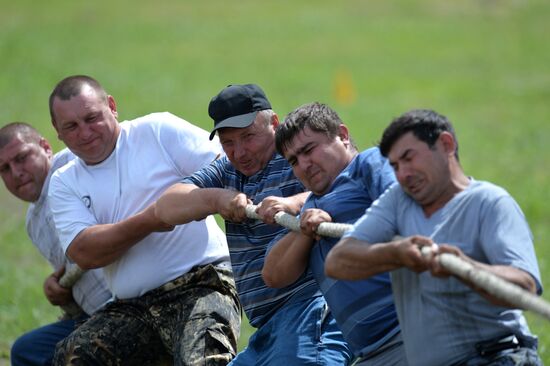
[1,79,545,366]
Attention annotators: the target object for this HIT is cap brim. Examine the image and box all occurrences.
[209,111,258,140]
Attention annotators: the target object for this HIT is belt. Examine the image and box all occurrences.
[158,259,232,293]
[475,334,521,357]
[449,334,537,366]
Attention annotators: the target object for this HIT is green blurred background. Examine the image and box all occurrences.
[1,0,549,363]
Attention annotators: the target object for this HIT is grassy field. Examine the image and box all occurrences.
[1,0,549,363]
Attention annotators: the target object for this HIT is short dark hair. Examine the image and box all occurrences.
[0,122,41,149]
[379,109,459,159]
[49,75,107,124]
[276,102,354,155]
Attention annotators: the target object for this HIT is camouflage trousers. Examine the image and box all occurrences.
[53,263,241,366]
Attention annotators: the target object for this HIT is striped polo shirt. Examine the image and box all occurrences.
[182,154,320,327]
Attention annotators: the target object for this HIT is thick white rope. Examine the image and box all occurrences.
[246,204,550,320]
[421,247,550,320]
[245,204,353,238]
[59,206,352,286]
[58,204,550,320]
[57,266,85,318]
[59,266,85,288]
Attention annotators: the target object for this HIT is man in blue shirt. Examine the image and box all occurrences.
[156,85,353,365]
[326,109,542,366]
[262,102,406,366]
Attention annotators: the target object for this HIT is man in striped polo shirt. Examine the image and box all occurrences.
[156,84,353,365]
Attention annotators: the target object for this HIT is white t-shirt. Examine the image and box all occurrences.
[49,112,229,299]
[27,148,111,315]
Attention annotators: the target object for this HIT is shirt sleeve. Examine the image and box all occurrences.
[156,112,224,176]
[181,157,228,189]
[360,148,397,202]
[344,183,400,244]
[480,194,543,294]
[48,171,97,254]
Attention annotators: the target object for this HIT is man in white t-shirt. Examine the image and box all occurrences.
[47,75,240,365]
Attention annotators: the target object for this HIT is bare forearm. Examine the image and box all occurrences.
[262,232,313,288]
[156,184,220,225]
[325,237,401,280]
[67,209,167,269]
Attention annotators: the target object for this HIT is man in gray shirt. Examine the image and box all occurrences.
[0,122,111,366]
[326,109,542,366]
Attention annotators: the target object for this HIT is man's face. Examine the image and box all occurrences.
[0,134,52,202]
[387,131,450,208]
[282,125,353,195]
[52,85,120,165]
[218,113,278,177]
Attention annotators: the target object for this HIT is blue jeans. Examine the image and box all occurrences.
[230,296,354,366]
[11,317,85,366]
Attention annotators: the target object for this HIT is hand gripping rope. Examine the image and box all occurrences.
[246,204,550,321]
[60,204,550,320]
[59,266,85,288]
